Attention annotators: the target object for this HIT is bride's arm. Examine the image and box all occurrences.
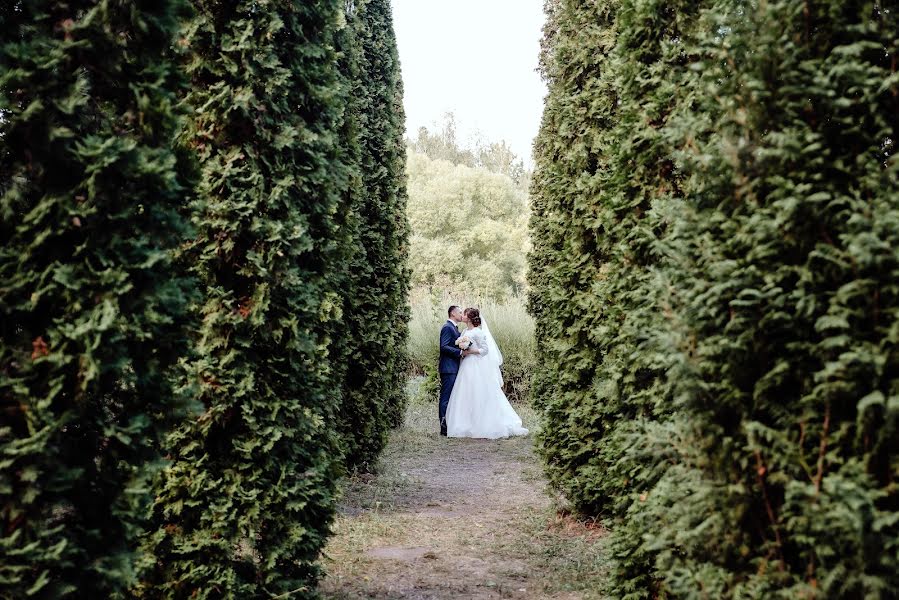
[473,333,489,356]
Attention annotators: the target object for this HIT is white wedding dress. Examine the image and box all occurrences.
[446,321,529,439]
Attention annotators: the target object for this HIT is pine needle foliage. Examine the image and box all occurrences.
[0,1,194,596]
[530,0,899,596]
[337,0,411,470]
[142,2,347,596]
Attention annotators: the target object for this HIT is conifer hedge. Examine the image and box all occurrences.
[337,0,411,470]
[2,0,409,595]
[0,2,194,596]
[142,1,348,596]
[530,0,899,596]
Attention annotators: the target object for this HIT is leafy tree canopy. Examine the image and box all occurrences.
[406,149,529,299]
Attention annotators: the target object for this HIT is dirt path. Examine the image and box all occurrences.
[319,402,608,599]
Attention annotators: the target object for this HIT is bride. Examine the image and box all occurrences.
[445,308,529,439]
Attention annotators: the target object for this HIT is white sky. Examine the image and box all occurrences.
[391,0,547,166]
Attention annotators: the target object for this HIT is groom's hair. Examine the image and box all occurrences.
[448,305,460,318]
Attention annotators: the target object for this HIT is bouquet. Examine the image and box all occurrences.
[455,335,471,351]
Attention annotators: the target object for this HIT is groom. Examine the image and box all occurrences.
[438,305,465,436]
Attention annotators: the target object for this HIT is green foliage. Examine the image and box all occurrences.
[407,292,536,405]
[404,114,532,301]
[337,0,411,470]
[529,0,672,519]
[1,0,409,595]
[634,1,899,596]
[407,151,530,299]
[142,2,347,596]
[0,2,194,596]
[530,0,899,597]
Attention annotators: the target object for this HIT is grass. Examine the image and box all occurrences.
[407,289,536,404]
[499,507,612,598]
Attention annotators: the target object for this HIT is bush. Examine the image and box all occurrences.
[1,1,411,595]
[528,0,677,528]
[0,2,194,596]
[529,0,899,596]
[633,1,899,595]
[407,291,535,405]
[142,2,347,596]
[337,0,411,471]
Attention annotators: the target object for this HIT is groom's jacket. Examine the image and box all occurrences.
[439,320,463,374]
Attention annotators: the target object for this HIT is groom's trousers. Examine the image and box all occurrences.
[438,372,457,434]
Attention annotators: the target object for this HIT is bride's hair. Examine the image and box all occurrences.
[464,308,481,327]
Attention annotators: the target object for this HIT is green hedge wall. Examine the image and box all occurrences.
[635,1,899,595]
[530,0,899,596]
[141,1,348,596]
[338,0,411,471]
[0,2,195,596]
[2,1,409,596]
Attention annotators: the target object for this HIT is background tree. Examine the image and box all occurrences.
[408,113,528,185]
[407,151,529,299]
[0,2,194,596]
[408,113,477,168]
[337,0,411,469]
[143,2,347,596]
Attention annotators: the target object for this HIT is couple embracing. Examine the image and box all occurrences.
[437,306,529,439]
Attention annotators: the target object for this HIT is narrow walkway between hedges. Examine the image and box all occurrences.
[319,398,609,600]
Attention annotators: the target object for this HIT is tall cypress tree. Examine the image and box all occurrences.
[143,1,346,596]
[529,0,687,518]
[528,0,623,512]
[527,0,563,416]
[531,0,899,596]
[338,0,410,470]
[0,2,193,596]
[632,0,899,595]
[530,0,704,594]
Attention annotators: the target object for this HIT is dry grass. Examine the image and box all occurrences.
[318,393,610,599]
[407,291,536,404]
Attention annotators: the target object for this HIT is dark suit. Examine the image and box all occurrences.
[438,320,462,434]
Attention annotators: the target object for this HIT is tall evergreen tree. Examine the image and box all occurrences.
[527,0,563,418]
[338,0,411,469]
[529,0,621,516]
[0,2,194,596]
[530,0,899,596]
[528,0,685,517]
[143,2,347,596]
[631,0,899,595]
[529,0,702,594]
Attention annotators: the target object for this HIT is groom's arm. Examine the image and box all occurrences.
[440,326,463,358]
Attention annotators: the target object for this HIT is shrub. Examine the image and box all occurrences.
[142,2,347,596]
[337,0,411,471]
[529,0,899,596]
[0,2,194,596]
[630,0,899,595]
[528,0,677,526]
